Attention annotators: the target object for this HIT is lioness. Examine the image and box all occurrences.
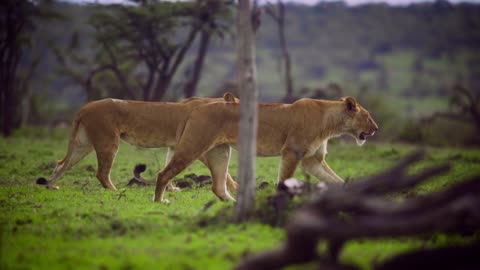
[153,96,378,203]
[37,93,239,191]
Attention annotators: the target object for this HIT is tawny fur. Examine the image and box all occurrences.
[154,97,378,203]
[41,93,240,191]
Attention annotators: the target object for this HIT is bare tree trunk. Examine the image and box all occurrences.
[267,1,294,102]
[151,75,171,101]
[277,1,294,102]
[151,26,199,101]
[1,2,23,136]
[184,30,211,98]
[234,0,258,222]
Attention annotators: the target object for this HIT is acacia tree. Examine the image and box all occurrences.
[85,0,232,101]
[234,0,259,222]
[50,31,118,101]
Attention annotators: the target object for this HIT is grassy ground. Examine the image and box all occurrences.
[1,129,479,270]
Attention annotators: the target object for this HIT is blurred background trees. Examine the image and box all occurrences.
[266,0,294,102]
[51,0,233,102]
[4,0,480,145]
[0,0,61,136]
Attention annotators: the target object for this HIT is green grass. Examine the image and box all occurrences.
[1,130,480,270]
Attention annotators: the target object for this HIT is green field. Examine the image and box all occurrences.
[1,130,480,270]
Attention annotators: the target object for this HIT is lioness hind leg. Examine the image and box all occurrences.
[44,124,93,189]
[204,145,235,201]
[46,145,93,189]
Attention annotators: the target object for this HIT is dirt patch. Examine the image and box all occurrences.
[126,164,212,190]
[38,161,56,170]
[85,165,95,172]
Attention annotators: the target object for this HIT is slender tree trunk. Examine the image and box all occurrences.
[151,26,199,101]
[1,2,22,136]
[234,0,258,222]
[2,84,15,136]
[151,75,171,101]
[2,48,19,136]
[184,30,211,98]
[143,66,155,101]
[277,1,294,102]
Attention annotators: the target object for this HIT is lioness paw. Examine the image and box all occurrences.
[152,195,170,204]
[228,181,239,192]
[161,199,170,204]
[166,186,181,192]
[171,187,181,192]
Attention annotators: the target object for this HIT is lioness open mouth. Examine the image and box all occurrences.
[359,131,375,140]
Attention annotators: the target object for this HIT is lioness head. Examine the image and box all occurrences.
[340,96,379,146]
[223,92,240,103]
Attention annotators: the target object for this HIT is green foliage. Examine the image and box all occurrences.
[0,0,64,135]
[1,130,480,269]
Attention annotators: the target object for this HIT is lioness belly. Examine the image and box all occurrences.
[230,140,282,157]
[120,133,174,148]
[256,143,282,157]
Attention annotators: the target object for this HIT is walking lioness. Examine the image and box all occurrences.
[153,96,378,203]
[37,93,239,191]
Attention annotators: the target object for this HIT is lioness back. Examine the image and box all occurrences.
[77,99,185,148]
[178,98,371,157]
[78,97,238,148]
[178,101,295,156]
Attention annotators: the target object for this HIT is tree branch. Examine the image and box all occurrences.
[100,40,136,99]
[167,25,200,79]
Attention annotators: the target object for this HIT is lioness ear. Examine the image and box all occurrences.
[223,92,238,103]
[341,96,358,112]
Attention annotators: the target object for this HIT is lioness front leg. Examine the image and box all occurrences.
[226,174,239,192]
[154,154,199,203]
[320,159,344,184]
[199,155,239,193]
[277,148,302,184]
[164,148,181,192]
[301,155,344,185]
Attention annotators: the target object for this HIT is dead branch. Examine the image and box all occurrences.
[237,150,480,270]
[376,241,480,270]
